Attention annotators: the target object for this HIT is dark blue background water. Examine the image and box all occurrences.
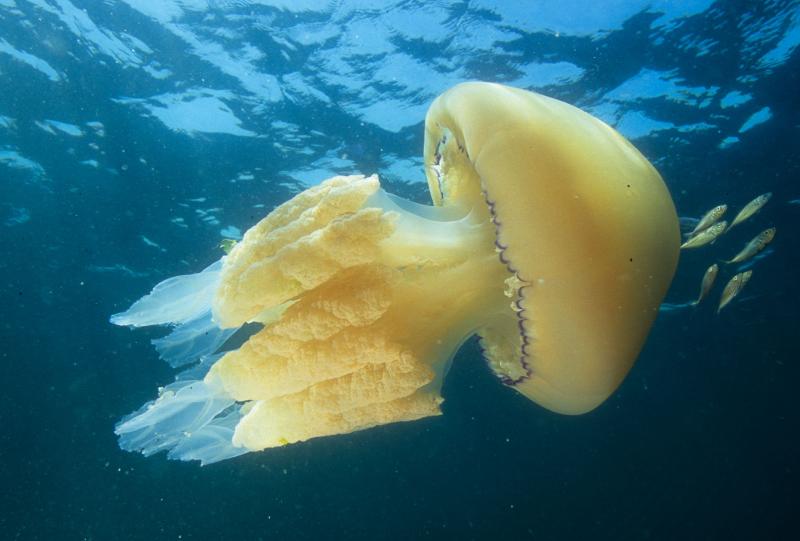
[1,1,799,539]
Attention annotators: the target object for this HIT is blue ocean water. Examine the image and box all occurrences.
[1,1,799,539]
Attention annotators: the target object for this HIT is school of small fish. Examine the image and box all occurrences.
[679,192,775,313]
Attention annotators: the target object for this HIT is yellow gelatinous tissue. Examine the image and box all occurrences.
[111,82,680,465]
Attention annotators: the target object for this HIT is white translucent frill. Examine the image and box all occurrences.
[111,259,248,465]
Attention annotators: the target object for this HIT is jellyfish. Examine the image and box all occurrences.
[111,82,680,464]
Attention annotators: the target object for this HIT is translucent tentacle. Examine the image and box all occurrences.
[175,352,224,382]
[115,380,241,460]
[110,260,223,327]
[168,409,248,465]
[152,309,236,368]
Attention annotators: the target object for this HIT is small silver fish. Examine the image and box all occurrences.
[692,263,719,306]
[727,192,771,231]
[689,204,727,236]
[717,270,753,313]
[725,227,776,264]
[680,221,728,249]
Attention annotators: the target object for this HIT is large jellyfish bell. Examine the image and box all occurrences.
[111,82,680,464]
